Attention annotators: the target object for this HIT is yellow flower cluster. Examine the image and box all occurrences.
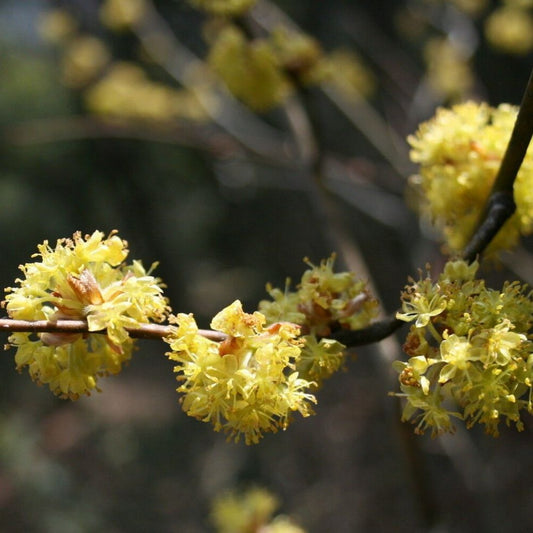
[60,36,111,89]
[188,0,257,16]
[207,25,293,111]
[306,49,376,100]
[84,62,208,122]
[408,101,533,255]
[3,231,168,399]
[268,27,323,80]
[394,260,533,436]
[485,4,533,55]
[210,487,306,533]
[165,300,316,444]
[40,6,208,123]
[423,38,473,101]
[38,8,78,44]
[259,256,378,386]
[207,23,374,111]
[99,0,147,31]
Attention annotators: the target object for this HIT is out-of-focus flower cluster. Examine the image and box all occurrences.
[165,300,316,444]
[415,0,533,55]
[39,2,209,122]
[3,231,168,399]
[100,0,147,31]
[206,23,374,111]
[485,1,533,55]
[40,1,374,117]
[207,24,294,112]
[188,0,258,16]
[423,37,473,100]
[84,62,209,122]
[394,259,533,436]
[210,486,306,533]
[259,255,379,386]
[408,101,533,256]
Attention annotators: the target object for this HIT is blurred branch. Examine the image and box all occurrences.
[463,67,533,263]
[5,116,242,157]
[250,0,411,177]
[319,83,412,177]
[132,0,295,162]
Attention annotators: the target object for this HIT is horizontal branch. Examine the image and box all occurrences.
[0,313,405,349]
[332,315,405,346]
[463,67,533,262]
[0,319,227,343]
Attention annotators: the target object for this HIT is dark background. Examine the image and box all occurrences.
[1,1,532,531]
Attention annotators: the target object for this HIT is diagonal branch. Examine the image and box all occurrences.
[463,67,533,263]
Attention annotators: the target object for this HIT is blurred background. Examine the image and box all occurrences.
[1,0,532,531]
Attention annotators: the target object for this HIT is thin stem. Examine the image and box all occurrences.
[0,316,403,348]
[463,67,533,262]
[6,116,242,157]
[132,0,294,162]
[332,315,404,346]
[0,319,226,342]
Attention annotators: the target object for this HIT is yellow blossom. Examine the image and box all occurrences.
[259,256,378,387]
[423,37,473,100]
[485,6,533,55]
[61,36,111,88]
[260,255,378,337]
[39,8,78,44]
[210,487,307,533]
[207,25,292,111]
[188,0,257,16]
[408,101,533,255]
[3,231,168,399]
[84,62,208,122]
[165,301,316,444]
[306,49,375,99]
[100,0,147,31]
[393,259,533,436]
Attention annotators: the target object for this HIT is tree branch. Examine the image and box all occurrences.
[0,316,403,349]
[463,67,533,263]
[0,319,226,342]
[332,315,405,346]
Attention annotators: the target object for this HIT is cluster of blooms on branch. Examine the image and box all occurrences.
[6,1,533,444]
[165,256,378,444]
[3,231,168,399]
[39,0,375,120]
[2,232,378,444]
[394,260,533,437]
[408,101,533,257]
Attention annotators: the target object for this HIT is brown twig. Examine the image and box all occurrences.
[6,116,242,157]
[0,318,226,342]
